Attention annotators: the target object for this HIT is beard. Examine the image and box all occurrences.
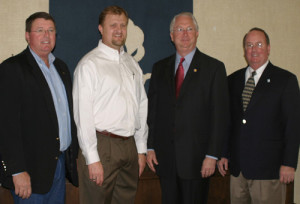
[112,38,126,47]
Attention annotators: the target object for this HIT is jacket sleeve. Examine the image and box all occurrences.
[281,74,300,168]
[0,60,27,176]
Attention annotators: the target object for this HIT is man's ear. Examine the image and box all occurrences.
[98,25,103,35]
[25,32,30,43]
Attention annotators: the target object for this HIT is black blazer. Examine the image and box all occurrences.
[147,49,230,179]
[0,48,78,193]
[226,62,300,179]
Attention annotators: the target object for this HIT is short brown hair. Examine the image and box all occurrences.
[26,12,56,32]
[98,5,128,25]
[243,27,270,47]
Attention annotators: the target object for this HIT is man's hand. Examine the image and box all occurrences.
[217,157,229,177]
[201,157,216,178]
[146,150,158,173]
[280,165,295,184]
[88,161,104,186]
[138,154,146,177]
[12,172,32,199]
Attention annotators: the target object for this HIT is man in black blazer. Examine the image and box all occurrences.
[146,12,230,204]
[218,28,300,204]
[0,12,78,203]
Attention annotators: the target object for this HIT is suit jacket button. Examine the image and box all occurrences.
[56,137,60,141]
[242,119,246,124]
[55,157,58,160]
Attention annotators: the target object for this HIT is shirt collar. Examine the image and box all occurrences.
[248,60,269,76]
[97,40,124,61]
[175,48,196,65]
[28,46,55,66]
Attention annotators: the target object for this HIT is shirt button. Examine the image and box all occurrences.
[242,119,246,124]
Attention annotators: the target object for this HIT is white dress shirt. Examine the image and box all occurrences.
[245,60,269,85]
[73,40,148,165]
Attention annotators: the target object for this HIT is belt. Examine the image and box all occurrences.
[97,131,130,140]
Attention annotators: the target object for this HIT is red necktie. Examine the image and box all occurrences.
[175,57,185,98]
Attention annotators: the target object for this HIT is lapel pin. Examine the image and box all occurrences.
[194,69,198,72]
[267,79,270,83]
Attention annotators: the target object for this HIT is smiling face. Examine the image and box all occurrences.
[25,18,56,61]
[98,13,128,51]
[244,30,270,70]
[170,15,199,57]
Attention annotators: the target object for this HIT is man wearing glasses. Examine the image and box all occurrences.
[0,12,78,203]
[218,27,300,204]
[146,12,230,204]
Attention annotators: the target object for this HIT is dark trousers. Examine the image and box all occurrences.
[160,174,209,204]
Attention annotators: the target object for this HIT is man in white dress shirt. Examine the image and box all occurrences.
[73,5,148,204]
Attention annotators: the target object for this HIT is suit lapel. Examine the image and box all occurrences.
[246,63,273,112]
[55,61,72,105]
[24,48,59,132]
[178,49,201,99]
[235,68,247,112]
[165,54,176,99]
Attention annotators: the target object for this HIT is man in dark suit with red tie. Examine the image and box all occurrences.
[146,12,230,204]
[218,27,300,204]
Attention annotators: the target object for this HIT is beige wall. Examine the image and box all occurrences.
[195,0,300,76]
[0,0,48,62]
[1,0,300,202]
[194,1,300,203]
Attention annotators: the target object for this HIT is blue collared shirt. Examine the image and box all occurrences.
[174,48,196,77]
[29,47,71,151]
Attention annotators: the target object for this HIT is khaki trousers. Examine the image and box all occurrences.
[78,132,139,204]
[230,172,286,204]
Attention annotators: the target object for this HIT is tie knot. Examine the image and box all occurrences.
[179,57,185,64]
[251,71,257,77]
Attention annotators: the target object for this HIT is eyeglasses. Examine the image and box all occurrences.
[173,27,194,33]
[245,42,263,49]
[31,28,56,35]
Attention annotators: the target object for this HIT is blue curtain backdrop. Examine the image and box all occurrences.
[49,0,192,89]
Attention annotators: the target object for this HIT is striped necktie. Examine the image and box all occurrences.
[242,71,256,111]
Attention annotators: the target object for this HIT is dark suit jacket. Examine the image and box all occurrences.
[0,154,4,185]
[226,62,300,179]
[0,47,78,193]
[147,49,230,179]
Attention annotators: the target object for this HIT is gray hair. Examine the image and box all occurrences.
[170,12,199,33]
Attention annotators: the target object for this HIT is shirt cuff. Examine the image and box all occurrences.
[206,155,218,160]
[12,172,23,176]
[84,149,100,165]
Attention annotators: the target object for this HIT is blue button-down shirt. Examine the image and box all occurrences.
[30,47,71,151]
[174,48,196,77]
